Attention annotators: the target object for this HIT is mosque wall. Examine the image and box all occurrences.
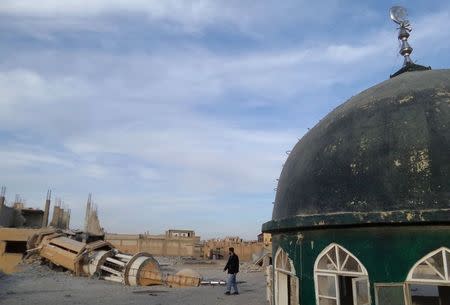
[272,225,450,305]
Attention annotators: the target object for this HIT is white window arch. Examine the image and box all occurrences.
[275,247,296,275]
[274,248,299,305]
[314,243,370,305]
[405,247,450,305]
[407,247,450,283]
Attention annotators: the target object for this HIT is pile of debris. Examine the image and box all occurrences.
[26,228,202,288]
[243,251,272,273]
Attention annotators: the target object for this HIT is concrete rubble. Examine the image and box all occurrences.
[1,187,271,300]
[26,228,202,288]
[0,188,70,274]
[0,259,267,305]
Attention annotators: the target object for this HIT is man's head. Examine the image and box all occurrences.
[229,247,234,255]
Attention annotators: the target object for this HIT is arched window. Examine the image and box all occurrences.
[314,243,370,305]
[406,247,450,305]
[275,248,299,305]
[407,247,450,283]
[276,248,294,274]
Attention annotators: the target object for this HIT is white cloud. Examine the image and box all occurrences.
[64,120,296,194]
[80,164,109,179]
[0,0,341,35]
[138,167,159,181]
[0,68,93,135]
[0,149,73,168]
[0,69,79,106]
[0,0,225,19]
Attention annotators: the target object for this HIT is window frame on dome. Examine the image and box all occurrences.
[314,243,371,305]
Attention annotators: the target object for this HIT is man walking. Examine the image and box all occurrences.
[224,247,239,295]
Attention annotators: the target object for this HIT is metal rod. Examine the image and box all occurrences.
[106,257,126,267]
[100,265,123,277]
[116,253,132,261]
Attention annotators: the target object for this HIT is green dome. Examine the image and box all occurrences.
[264,69,450,232]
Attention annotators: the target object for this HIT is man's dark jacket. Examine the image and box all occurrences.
[224,253,239,274]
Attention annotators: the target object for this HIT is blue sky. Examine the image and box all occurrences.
[1,1,449,239]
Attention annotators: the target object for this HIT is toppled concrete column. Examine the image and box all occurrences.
[42,190,51,228]
[86,251,163,286]
[166,269,202,287]
[28,230,166,286]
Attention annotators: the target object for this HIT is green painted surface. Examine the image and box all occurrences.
[272,225,450,305]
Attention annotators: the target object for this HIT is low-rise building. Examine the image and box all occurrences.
[106,229,202,257]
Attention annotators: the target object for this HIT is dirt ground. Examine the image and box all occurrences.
[0,259,268,305]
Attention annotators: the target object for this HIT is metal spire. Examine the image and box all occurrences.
[389,6,431,78]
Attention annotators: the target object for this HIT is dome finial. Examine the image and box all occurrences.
[389,6,431,78]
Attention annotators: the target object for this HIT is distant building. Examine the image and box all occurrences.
[0,189,69,273]
[258,233,272,245]
[202,236,266,261]
[166,229,196,238]
[106,229,201,257]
